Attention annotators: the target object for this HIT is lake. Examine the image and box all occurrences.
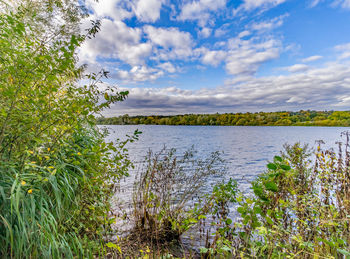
[102,125,349,246]
[102,125,348,193]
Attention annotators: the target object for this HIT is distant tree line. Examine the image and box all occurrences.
[97,110,350,126]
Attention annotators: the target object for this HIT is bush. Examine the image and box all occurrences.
[203,136,350,258]
[0,1,135,258]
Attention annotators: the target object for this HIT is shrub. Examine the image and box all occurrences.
[204,136,350,258]
[0,1,134,257]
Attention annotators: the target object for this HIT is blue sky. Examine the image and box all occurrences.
[80,0,350,116]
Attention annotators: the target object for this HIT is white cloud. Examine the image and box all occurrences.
[133,0,165,22]
[309,0,322,7]
[332,0,350,9]
[224,37,282,75]
[85,0,133,21]
[80,19,152,66]
[214,24,231,37]
[238,30,251,38]
[144,25,194,60]
[116,65,164,82]
[200,49,227,66]
[302,55,323,62]
[158,62,177,73]
[106,61,350,116]
[311,0,350,8]
[335,42,350,59]
[178,0,226,25]
[198,27,212,38]
[234,0,287,14]
[250,14,288,32]
[85,0,165,23]
[283,64,309,73]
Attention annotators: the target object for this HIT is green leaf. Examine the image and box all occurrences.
[106,242,117,249]
[253,186,263,197]
[200,247,208,254]
[280,164,291,171]
[266,217,274,225]
[337,249,350,258]
[237,207,246,214]
[267,163,277,170]
[253,206,262,215]
[225,218,233,225]
[274,156,282,162]
[243,215,250,225]
[264,181,278,192]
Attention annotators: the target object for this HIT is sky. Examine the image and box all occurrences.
[79,0,350,116]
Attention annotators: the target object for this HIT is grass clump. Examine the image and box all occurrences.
[113,147,226,257]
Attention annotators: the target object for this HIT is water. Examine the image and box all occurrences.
[102,125,347,193]
[101,125,348,246]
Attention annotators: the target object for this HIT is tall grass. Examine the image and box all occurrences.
[0,127,137,258]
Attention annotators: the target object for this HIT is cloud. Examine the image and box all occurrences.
[224,37,282,75]
[302,55,323,62]
[250,14,289,32]
[309,0,322,7]
[214,24,232,37]
[115,65,164,82]
[85,0,133,21]
[198,27,212,38]
[283,64,309,73]
[200,49,227,66]
[238,30,251,38]
[234,0,287,15]
[85,0,165,23]
[335,42,350,59]
[310,0,350,8]
[177,0,226,26]
[332,0,350,9]
[133,0,165,22]
[242,0,287,10]
[105,60,350,116]
[144,25,194,60]
[80,19,152,66]
[158,62,177,73]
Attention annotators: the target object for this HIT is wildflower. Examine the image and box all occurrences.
[47,147,50,152]
[28,189,33,194]
[31,161,36,164]
[48,166,54,169]
[77,152,82,156]
[21,180,26,186]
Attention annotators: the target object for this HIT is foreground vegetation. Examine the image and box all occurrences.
[113,136,350,258]
[98,110,350,126]
[0,1,138,257]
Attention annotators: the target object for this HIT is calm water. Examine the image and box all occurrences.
[102,125,348,193]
